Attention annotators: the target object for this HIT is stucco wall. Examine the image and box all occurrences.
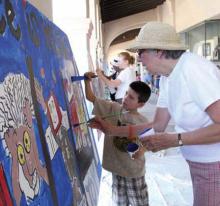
[106,0,220,61]
[27,0,220,67]
[103,0,178,58]
[160,0,175,26]
[103,9,158,56]
[174,0,220,32]
[28,0,53,21]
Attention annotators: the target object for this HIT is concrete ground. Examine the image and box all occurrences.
[97,93,193,206]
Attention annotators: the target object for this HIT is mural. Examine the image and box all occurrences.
[0,0,101,205]
[0,74,52,206]
[83,160,100,206]
[61,59,101,182]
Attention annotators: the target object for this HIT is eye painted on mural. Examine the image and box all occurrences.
[23,131,31,153]
[26,12,40,47]
[0,14,6,35]
[5,0,21,40]
[0,0,6,35]
[44,25,53,52]
[17,144,26,165]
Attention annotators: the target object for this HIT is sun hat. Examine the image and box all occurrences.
[127,21,188,52]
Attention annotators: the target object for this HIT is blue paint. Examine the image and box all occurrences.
[0,1,101,205]
[127,143,139,152]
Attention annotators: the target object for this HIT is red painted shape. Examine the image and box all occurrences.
[0,164,13,206]
[22,0,27,8]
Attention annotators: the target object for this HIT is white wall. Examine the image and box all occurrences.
[160,0,175,26]
[106,0,220,62]
[27,0,220,68]
[53,0,104,75]
[174,0,220,32]
[103,9,158,57]
[28,0,53,21]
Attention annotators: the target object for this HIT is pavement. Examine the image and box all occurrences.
[97,93,193,206]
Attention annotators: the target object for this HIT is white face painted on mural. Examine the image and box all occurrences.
[19,164,40,200]
[61,60,75,102]
[48,95,59,129]
[45,127,58,159]
[0,74,49,205]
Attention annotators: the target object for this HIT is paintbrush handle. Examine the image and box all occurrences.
[73,111,129,127]
[101,112,124,120]
[71,75,97,82]
[73,121,88,127]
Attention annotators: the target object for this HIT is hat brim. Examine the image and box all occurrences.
[127,40,188,52]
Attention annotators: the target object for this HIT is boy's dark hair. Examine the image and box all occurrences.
[129,81,151,103]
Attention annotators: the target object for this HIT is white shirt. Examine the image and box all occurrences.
[115,67,136,99]
[157,52,220,163]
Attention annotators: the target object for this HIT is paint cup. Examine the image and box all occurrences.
[138,128,155,139]
[126,143,139,159]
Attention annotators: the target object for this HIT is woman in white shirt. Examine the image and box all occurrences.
[90,22,220,206]
[96,52,136,103]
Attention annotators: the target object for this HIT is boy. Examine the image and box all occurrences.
[84,72,151,206]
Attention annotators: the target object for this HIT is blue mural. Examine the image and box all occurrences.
[0,1,101,206]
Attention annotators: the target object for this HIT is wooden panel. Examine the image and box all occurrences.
[100,0,166,22]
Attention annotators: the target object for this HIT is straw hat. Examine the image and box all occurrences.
[127,21,187,52]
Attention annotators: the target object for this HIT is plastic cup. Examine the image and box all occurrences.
[138,128,155,139]
[126,143,139,159]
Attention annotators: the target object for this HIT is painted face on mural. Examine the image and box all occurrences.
[0,74,48,205]
[5,125,40,199]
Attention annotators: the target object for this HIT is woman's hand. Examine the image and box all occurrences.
[96,68,104,77]
[140,133,179,152]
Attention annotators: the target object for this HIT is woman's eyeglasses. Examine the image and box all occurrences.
[137,49,146,57]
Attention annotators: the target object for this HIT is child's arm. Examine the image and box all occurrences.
[96,68,121,87]
[84,72,96,103]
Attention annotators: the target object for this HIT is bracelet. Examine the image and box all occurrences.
[177,133,183,146]
[128,125,134,140]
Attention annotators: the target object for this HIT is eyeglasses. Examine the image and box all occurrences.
[137,49,147,57]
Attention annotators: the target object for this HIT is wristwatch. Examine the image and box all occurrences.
[177,133,183,146]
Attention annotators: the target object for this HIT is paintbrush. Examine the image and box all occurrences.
[73,111,129,127]
[71,75,98,82]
